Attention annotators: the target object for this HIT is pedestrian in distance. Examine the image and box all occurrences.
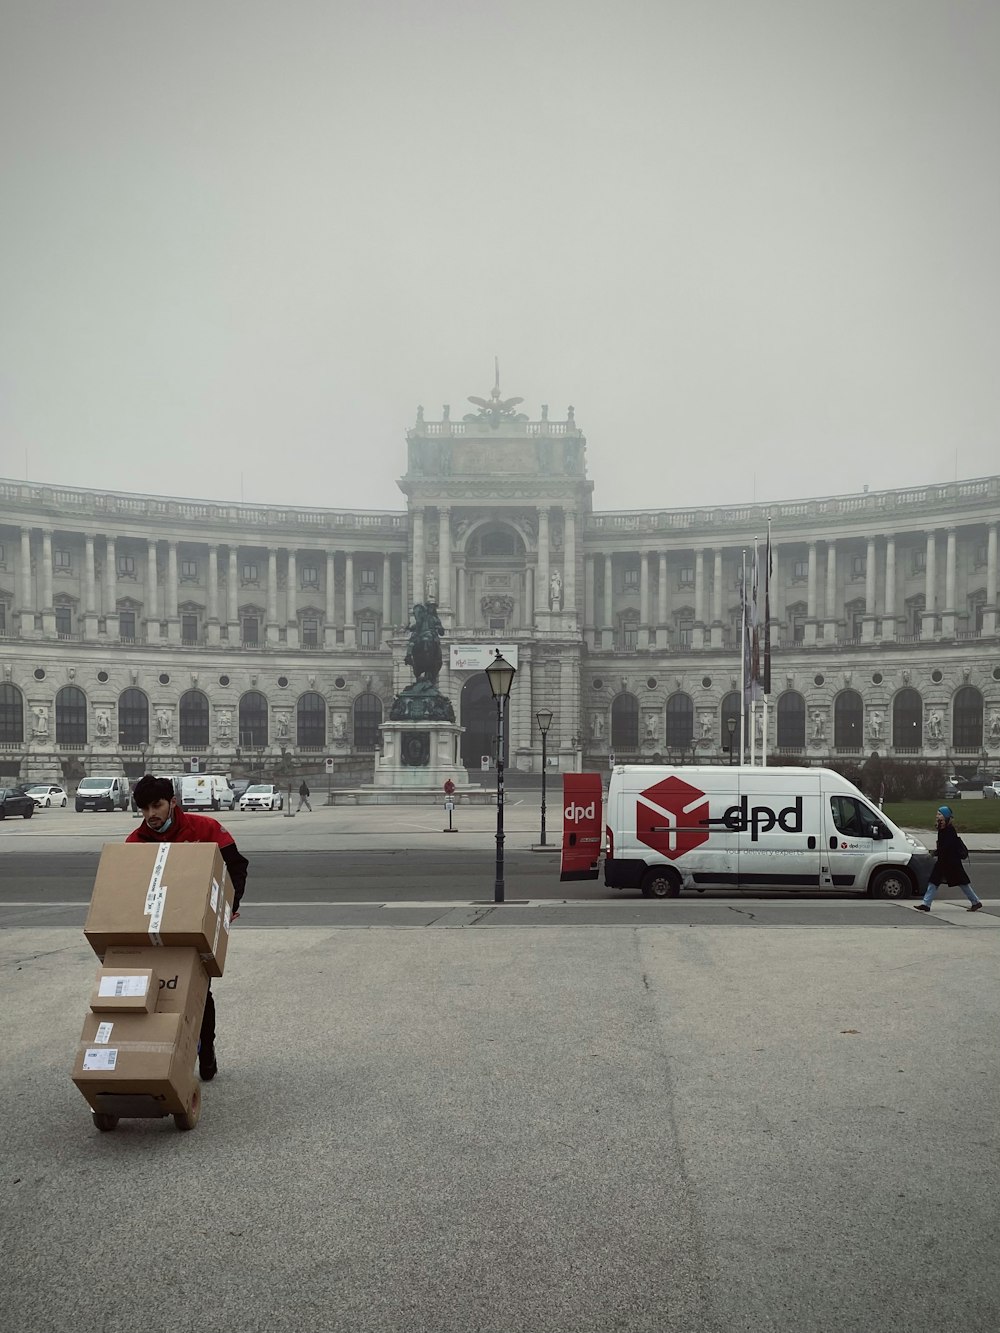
[913,806,983,913]
[297,779,312,812]
[127,774,249,1079]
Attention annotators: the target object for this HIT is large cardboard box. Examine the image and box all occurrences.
[102,946,210,1022]
[89,966,159,1014]
[84,843,234,977]
[71,1011,199,1116]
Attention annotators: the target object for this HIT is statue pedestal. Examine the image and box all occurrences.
[343,721,490,804]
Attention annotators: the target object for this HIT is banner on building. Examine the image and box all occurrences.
[449,644,520,671]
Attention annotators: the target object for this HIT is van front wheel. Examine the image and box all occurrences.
[641,867,681,899]
[870,868,911,900]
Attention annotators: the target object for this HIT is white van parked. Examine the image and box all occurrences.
[75,776,129,813]
[180,774,236,812]
[602,765,933,899]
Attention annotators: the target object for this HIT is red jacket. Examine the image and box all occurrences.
[127,805,249,910]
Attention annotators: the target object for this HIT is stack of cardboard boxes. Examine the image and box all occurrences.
[72,843,235,1131]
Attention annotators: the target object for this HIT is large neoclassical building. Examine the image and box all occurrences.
[1,384,999,786]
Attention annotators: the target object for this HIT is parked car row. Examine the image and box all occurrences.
[1,775,291,819]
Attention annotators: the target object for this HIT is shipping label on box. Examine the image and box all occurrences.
[89,967,158,1013]
[84,843,234,976]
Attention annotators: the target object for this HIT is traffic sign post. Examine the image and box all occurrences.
[443,795,456,833]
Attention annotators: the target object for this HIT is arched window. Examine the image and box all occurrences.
[665,692,693,749]
[353,694,382,750]
[118,688,149,746]
[179,690,210,749]
[56,685,88,746]
[776,691,805,749]
[611,693,638,753]
[892,688,922,752]
[953,686,984,753]
[0,683,24,744]
[239,691,269,749]
[834,690,863,752]
[720,691,740,750]
[297,692,327,749]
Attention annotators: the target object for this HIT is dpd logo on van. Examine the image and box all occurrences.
[636,777,710,861]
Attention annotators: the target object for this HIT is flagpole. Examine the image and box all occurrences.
[749,538,758,767]
[739,548,747,766]
[762,516,772,768]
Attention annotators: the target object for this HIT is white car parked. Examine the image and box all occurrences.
[238,783,284,812]
[26,784,68,808]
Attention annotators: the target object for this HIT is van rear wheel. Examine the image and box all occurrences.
[870,868,911,899]
[641,867,681,899]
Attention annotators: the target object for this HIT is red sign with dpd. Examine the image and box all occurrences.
[636,776,710,861]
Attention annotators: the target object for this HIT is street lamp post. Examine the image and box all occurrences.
[727,716,737,765]
[486,652,516,903]
[535,708,553,846]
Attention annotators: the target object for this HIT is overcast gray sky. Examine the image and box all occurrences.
[2,0,998,512]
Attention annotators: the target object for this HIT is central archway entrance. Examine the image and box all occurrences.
[459,674,508,771]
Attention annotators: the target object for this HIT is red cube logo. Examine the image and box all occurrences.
[636,776,710,861]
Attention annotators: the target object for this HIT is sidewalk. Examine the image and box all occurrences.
[2,922,999,1332]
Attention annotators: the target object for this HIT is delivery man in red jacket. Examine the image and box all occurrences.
[127,774,249,1081]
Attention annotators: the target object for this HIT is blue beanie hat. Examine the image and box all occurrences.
[937,806,953,819]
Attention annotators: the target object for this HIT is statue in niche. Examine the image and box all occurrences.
[156,709,171,738]
[217,710,232,741]
[549,569,563,610]
[927,711,943,741]
[590,712,605,740]
[811,711,826,741]
[989,710,1000,741]
[332,714,347,742]
[868,711,883,741]
[95,709,111,738]
[644,713,659,741]
[425,570,438,604]
[276,712,290,740]
[700,713,713,738]
[32,706,49,737]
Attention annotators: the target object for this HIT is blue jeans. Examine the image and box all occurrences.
[922,880,981,907]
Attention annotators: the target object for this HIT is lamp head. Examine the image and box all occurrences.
[535,708,553,735]
[486,651,516,701]
[727,717,736,736]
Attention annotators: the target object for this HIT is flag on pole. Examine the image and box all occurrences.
[748,540,762,703]
[741,558,752,709]
[763,521,772,695]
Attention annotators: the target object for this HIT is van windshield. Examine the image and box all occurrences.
[78,779,112,790]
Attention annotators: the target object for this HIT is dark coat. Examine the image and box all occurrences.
[299,781,310,797]
[127,806,249,910]
[930,822,970,887]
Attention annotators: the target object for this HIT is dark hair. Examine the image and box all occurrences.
[133,775,175,808]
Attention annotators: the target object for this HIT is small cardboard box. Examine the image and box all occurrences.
[71,1011,199,1116]
[89,967,158,1013]
[102,946,210,1023]
[84,843,234,977]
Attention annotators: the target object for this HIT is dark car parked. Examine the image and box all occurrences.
[0,788,35,820]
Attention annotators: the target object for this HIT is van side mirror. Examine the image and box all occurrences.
[868,823,883,840]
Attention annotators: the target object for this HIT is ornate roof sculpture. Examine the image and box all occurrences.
[463,358,528,427]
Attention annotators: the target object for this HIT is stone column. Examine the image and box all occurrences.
[411,508,425,614]
[265,547,278,644]
[603,553,613,648]
[19,528,34,636]
[823,541,838,641]
[922,531,937,638]
[438,507,451,609]
[985,524,998,636]
[563,508,576,620]
[883,536,897,640]
[344,552,355,646]
[166,541,179,642]
[639,551,650,647]
[228,548,239,643]
[457,559,467,626]
[942,528,957,637]
[711,548,723,649]
[382,555,392,641]
[658,552,669,640]
[83,534,98,639]
[536,508,550,621]
[805,541,818,644]
[146,540,159,630]
[40,531,55,635]
[584,554,595,647]
[324,550,337,646]
[862,536,877,642]
[286,550,298,647]
[102,535,118,638]
[206,546,220,644]
[694,549,705,647]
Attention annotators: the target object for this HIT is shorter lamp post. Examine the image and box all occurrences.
[486,651,516,903]
[727,716,737,765]
[535,708,553,846]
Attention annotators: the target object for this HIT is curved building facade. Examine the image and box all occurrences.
[1,390,999,785]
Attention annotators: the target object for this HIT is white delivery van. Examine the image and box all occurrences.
[75,776,130,813]
[602,765,933,900]
[180,773,236,812]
